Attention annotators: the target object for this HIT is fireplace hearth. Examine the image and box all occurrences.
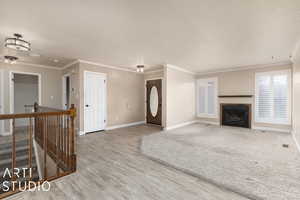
[221,104,251,128]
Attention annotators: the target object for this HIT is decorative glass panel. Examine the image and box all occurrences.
[150,86,159,117]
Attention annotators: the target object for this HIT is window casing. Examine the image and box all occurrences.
[197,77,218,118]
[255,70,291,125]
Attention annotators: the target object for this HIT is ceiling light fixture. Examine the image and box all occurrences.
[5,33,31,51]
[136,65,144,73]
[4,55,18,64]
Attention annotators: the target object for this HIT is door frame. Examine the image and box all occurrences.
[144,77,163,123]
[9,71,42,133]
[83,70,107,134]
[62,73,71,110]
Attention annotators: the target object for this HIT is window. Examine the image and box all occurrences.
[255,70,291,124]
[197,77,218,118]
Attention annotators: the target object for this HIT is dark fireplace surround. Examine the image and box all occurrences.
[221,104,251,128]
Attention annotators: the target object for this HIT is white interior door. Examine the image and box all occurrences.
[84,71,106,133]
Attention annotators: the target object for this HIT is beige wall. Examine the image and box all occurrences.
[166,66,196,128]
[0,63,63,134]
[196,64,292,130]
[0,63,63,113]
[62,62,80,131]
[64,62,145,133]
[144,70,164,80]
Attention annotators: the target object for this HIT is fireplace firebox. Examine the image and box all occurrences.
[221,104,251,128]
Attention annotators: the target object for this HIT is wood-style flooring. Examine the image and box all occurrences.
[6,125,250,200]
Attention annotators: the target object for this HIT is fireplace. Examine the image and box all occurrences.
[221,104,251,128]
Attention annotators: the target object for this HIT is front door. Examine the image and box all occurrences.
[84,71,106,133]
[146,79,162,125]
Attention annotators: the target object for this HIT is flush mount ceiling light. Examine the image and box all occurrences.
[4,55,18,64]
[5,33,31,51]
[136,65,144,73]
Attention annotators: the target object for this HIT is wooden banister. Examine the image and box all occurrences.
[0,102,76,198]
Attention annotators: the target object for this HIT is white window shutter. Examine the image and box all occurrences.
[256,75,272,120]
[197,78,218,117]
[198,86,206,114]
[255,70,290,124]
[273,75,288,120]
[207,81,215,114]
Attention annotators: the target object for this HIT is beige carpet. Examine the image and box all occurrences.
[141,123,300,200]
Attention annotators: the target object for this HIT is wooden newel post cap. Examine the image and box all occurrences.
[34,102,39,112]
[70,104,76,118]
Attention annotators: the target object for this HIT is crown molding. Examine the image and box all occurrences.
[197,60,293,76]
[62,60,80,70]
[166,64,196,75]
[0,60,62,70]
[78,59,140,73]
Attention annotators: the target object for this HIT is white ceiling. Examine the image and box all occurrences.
[1,0,300,72]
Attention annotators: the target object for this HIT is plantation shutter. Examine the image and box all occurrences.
[207,81,215,114]
[255,70,290,124]
[197,78,218,117]
[198,85,206,114]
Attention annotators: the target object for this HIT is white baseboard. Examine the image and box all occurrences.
[292,131,300,153]
[106,121,145,131]
[252,126,291,133]
[0,132,11,136]
[197,120,220,126]
[78,131,85,136]
[164,120,198,131]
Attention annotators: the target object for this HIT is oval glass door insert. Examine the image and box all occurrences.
[150,86,159,117]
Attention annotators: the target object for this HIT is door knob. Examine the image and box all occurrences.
[85,104,89,107]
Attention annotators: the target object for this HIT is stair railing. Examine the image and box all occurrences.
[0,103,76,198]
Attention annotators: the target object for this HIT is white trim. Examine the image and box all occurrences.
[62,60,79,70]
[83,71,107,134]
[79,59,140,73]
[252,126,291,133]
[144,69,164,74]
[78,131,85,136]
[0,132,11,136]
[145,77,163,81]
[197,120,220,126]
[32,139,42,179]
[144,77,163,122]
[254,69,292,125]
[164,120,198,131]
[166,64,196,75]
[106,121,145,130]
[62,73,71,109]
[197,61,292,76]
[9,71,42,133]
[291,131,300,153]
[12,61,62,70]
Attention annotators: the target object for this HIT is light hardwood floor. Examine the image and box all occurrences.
[6,125,249,200]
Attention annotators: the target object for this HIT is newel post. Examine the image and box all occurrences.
[69,104,77,171]
[33,102,39,141]
[34,102,39,113]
